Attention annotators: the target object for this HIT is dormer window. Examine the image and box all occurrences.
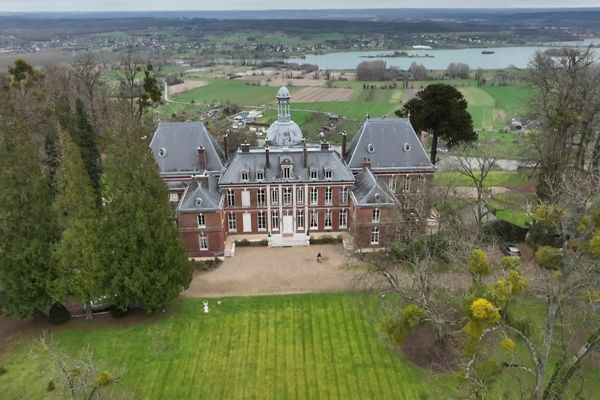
[324,169,333,180]
[256,170,264,181]
[240,170,249,182]
[310,169,318,180]
[195,197,203,207]
[282,165,292,179]
[158,148,167,157]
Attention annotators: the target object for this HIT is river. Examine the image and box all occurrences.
[286,39,600,70]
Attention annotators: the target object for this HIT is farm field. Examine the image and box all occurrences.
[0,294,453,399]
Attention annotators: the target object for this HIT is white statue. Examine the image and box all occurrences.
[203,300,209,313]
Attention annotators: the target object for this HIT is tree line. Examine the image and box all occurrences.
[0,55,191,320]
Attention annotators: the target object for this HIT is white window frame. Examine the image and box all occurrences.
[402,175,411,192]
[417,175,425,192]
[227,213,237,232]
[169,192,179,202]
[271,210,279,231]
[324,169,333,180]
[372,208,380,223]
[297,188,304,204]
[310,169,318,180]
[340,187,348,204]
[282,165,292,179]
[256,170,264,181]
[310,210,318,228]
[227,189,235,207]
[310,187,318,205]
[257,188,265,207]
[296,209,304,229]
[339,209,348,229]
[371,227,380,245]
[325,187,333,205]
[199,232,208,250]
[257,210,266,231]
[283,187,292,206]
[271,188,279,205]
[240,170,249,182]
[197,213,206,228]
[324,209,332,229]
[389,176,397,193]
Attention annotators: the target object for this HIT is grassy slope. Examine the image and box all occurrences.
[0,294,451,400]
[174,79,279,106]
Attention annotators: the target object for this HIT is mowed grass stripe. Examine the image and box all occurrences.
[1,294,442,399]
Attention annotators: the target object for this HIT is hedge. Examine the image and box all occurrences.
[48,303,71,325]
[482,219,529,243]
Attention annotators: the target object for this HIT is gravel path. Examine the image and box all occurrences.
[182,244,358,298]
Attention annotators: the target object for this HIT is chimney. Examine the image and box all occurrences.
[419,131,427,147]
[223,134,228,158]
[362,157,371,170]
[196,146,206,171]
[241,142,250,153]
[341,131,347,158]
[320,140,330,151]
[265,142,270,169]
[302,138,307,168]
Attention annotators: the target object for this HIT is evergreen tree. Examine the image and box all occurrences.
[100,122,191,312]
[397,83,477,165]
[51,129,104,320]
[72,99,101,199]
[0,98,56,317]
[44,131,60,193]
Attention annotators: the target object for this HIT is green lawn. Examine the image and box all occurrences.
[434,171,534,189]
[174,79,279,107]
[0,293,451,399]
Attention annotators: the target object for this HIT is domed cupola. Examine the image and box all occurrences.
[267,86,303,147]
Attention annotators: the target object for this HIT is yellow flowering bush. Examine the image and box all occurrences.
[507,269,528,295]
[589,233,600,257]
[499,338,516,352]
[469,248,490,276]
[470,298,501,324]
[95,370,113,386]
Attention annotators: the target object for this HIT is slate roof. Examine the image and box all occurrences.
[346,118,435,172]
[219,146,354,185]
[150,122,225,174]
[351,168,397,207]
[177,174,223,212]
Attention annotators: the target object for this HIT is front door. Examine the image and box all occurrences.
[282,214,294,236]
[243,213,252,232]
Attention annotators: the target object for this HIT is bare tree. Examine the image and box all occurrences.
[454,146,500,231]
[73,53,104,122]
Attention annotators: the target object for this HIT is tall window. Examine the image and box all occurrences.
[325,209,332,229]
[227,189,235,207]
[257,211,266,230]
[325,187,333,205]
[403,175,411,192]
[389,176,397,193]
[296,209,304,229]
[371,227,380,245]
[324,169,333,180]
[310,169,318,180]
[271,188,279,205]
[257,189,265,206]
[197,213,206,228]
[372,208,380,223]
[310,187,318,205]
[199,232,208,250]
[403,195,410,210]
[227,213,236,231]
[256,170,264,181]
[241,170,249,181]
[340,187,348,204]
[283,188,292,205]
[339,209,348,228]
[310,210,319,228]
[271,210,279,230]
[297,188,304,204]
[417,175,425,192]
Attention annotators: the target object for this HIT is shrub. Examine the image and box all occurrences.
[46,380,55,392]
[234,239,268,247]
[0,366,7,376]
[189,257,222,271]
[48,303,71,325]
[110,306,129,319]
[482,219,528,243]
[309,235,343,245]
[534,246,561,269]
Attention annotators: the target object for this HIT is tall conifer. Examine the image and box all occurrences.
[100,121,191,312]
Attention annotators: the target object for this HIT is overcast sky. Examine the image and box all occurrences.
[1,1,598,12]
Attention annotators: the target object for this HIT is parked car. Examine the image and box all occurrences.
[83,296,112,313]
[502,244,521,257]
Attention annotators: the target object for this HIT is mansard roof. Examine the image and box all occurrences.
[177,174,223,212]
[351,168,397,207]
[346,118,435,173]
[219,146,354,185]
[150,122,224,174]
